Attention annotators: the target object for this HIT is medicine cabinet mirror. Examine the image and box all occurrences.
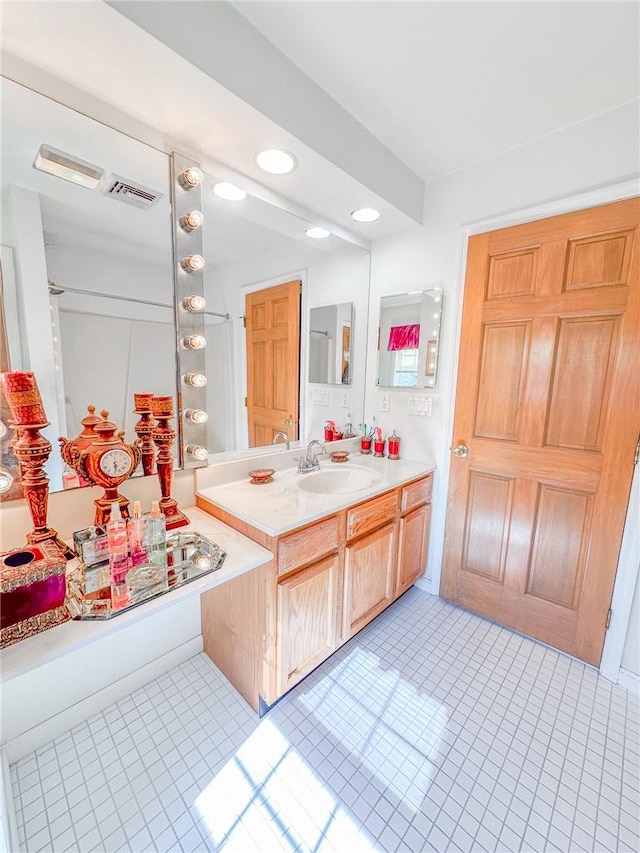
[376,289,443,388]
[308,302,353,385]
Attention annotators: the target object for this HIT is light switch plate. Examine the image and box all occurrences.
[380,393,390,413]
[341,391,351,408]
[408,395,433,416]
[313,389,329,406]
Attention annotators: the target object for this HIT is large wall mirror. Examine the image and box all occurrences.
[1,77,176,496]
[0,76,372,501]
[376,289,443,388]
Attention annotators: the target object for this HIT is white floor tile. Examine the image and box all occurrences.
[11,590,640,853]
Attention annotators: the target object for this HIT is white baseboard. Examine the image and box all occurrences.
[2,636,203,764]
[414,575,438,595]
[618,667,640,695]
[1,750,20,853]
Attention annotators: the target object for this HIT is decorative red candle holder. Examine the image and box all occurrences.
[151,396,189,529]
[360,437,372,454]
[0,372,74,559]
[388,432,401,460]
[133,392,156,476]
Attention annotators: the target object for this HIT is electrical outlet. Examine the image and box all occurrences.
[380,393,390,413]
[341,391,351,408]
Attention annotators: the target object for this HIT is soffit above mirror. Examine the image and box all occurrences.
[1,0,423,240]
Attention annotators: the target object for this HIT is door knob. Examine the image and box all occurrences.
[282,416,294,426]
[453,443,469,458]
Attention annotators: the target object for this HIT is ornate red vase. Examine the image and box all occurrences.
[151,396,188,529]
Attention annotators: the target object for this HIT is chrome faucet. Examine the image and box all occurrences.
[297,439,326,473]
[272,431,290,450]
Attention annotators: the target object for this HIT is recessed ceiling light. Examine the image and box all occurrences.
[255,149,297,175]
[351,207,381,223]
[213,182,247,201]
[305,226,330,239]
[34,144,103,189]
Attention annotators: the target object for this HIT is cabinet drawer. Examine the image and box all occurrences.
[347,491,398,541]
[401,476,433,514]
[278,516,340,576]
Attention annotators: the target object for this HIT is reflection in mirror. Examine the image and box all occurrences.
[376,289,443,388]
[199,174,370,458]
[0,78,175,495]
[308,302,353,385]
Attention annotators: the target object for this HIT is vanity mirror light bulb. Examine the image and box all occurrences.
[182,334,206,350]
[181,295,207,312]
[184,409,209,424]
[177,166,203,190]
[186,444,209,461]
[180,254,205,273]
[178,210,204,232]
[183,372,207,387]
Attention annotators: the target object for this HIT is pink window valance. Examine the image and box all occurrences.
[387,324,420,351]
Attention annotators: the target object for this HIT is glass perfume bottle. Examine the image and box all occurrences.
[106,501,130,585]
[127,501,148,566]
[144,500,167,567]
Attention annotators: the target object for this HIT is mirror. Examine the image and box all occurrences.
[199,175,370,458]
[1,78,176,494]
[308,302,353,385]
[376,289,443,388]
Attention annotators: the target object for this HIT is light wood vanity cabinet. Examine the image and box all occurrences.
[198,472,432,712]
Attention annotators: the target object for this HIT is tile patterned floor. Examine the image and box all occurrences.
[10,589,640,853]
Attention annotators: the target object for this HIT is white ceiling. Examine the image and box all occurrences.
[233,1,639,183]
[2,1,637,241]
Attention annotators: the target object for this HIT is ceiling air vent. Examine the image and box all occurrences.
[102,175,162,210]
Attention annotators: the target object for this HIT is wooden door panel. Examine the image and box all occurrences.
[462,471,514,583]
[443,197,639,666]
[344,523,396,639]
[487,246,539,299]
[525,484,591,608]
[245,280,300,447]
[545,316,620,450]
[475,323,529,440]
[397,504,430,597]
[564,229,635,291]
[277,556,338,693]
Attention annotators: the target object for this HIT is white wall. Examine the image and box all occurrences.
[364,100,640,595]
[621,574,639,676]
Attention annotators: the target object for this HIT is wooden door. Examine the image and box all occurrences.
[276,555,339,694]
[442,198,639,666]
[344,523,397,639]
[245,280,300,447]
[397,504,431,597]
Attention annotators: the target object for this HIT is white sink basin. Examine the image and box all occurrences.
[296,465,381,495]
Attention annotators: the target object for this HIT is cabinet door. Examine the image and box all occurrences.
[344,523,396,639]
[277,555,339,695]
[397,504,431,597]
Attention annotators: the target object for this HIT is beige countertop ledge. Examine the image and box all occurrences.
[196,443,435,538]
[0,507,271,682]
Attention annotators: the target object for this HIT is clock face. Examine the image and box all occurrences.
[99,448,131,478]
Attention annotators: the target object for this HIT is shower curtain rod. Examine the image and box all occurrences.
[47,283,231,321]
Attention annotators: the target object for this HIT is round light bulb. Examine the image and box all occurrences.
[178,166,203,190]
[180,254,205,273]
[182,334,206,350]
[433,312,440,319]
[182,295,207,312]
[255,149,297,174]
[184,408,209,424]
[183,372,208,387]
[179,210,204,232]
[186,444,209,461]
[351,207,381,223]
[305,226,330,239]
[213,182,247,201]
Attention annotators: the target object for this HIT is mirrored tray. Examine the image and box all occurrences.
[66,532,226,620]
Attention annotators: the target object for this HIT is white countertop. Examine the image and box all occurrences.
[0,507,271,682]
[196,454,435,537]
